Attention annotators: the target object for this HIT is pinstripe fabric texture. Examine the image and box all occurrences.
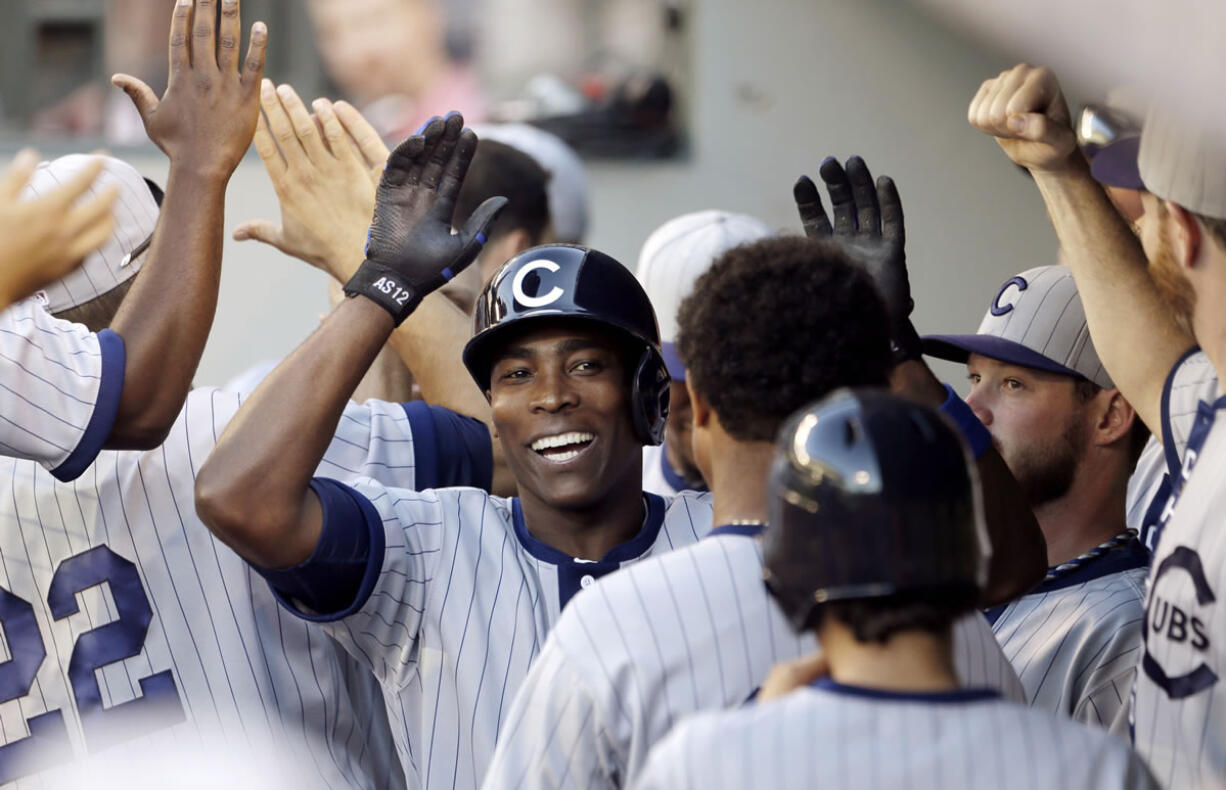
[633,683,1158,790]
[0,301,120,475]
[1133,386,1226,788]
[991,559,1147,732]
[310,486,713,790]
[0,388,420,788]
[481,532,1026,790]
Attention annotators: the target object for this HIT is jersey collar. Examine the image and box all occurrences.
[706,523,766,539]
[510,493,667,565]
[811,677,1001,704]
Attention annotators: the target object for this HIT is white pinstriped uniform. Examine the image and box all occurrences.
[480,526,1026,790]
[631,680,1159,790]
[640,443,703,498]
[986,543,1148,733]
[0,387,488,787]
[0,300,125,481]
[282,483,713,790]
[1126,349,1218,553]
[1132,351,1226,788]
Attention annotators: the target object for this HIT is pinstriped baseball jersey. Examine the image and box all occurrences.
[481,525,1026,790]
[631,680,1159,790]
[986,541,1148,732]
[0,387,488,788]
[277,482,713,790]
[1125,348,1218,553]
[0,300,124,482]
[1132,362,1226,787]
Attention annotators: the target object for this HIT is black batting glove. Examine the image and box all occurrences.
[793,156,921,364]
[346,113,507,325]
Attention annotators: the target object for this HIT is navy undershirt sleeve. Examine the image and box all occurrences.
[402,401,493,491]
[257,477,386,621]
[51,329,125,481]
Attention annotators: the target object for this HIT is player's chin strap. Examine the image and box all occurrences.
[1043,528,1138,584]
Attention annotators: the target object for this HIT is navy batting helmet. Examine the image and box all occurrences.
[763,389,988,632]
[462,244,670,445]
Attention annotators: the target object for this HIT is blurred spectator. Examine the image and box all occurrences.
[306,0,486,139]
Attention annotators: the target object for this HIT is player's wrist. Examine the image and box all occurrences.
[344,260,424,326]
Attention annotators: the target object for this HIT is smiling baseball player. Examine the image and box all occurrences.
[194,114,714,789]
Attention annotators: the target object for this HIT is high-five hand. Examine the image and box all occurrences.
[111,0,267,178]
[344,114,506,325]
[793,156,920,362]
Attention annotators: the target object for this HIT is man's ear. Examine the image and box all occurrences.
[1165,200,1203,270]
[1092,389,1136,448]
[686,378,711,429]
[504,227,535,258]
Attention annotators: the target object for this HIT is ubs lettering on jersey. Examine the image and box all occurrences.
[1143,545,1218,700]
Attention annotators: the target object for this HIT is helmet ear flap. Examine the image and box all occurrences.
[631,348,670,445]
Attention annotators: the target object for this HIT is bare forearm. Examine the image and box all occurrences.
[196,296,393,566]
[891,360,1045,604]
[1032,164,1193,432]
[108,167,228,447]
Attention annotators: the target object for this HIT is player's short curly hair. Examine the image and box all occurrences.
[676,235,893,442]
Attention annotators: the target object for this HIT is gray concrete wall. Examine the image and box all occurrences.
[31,0,1058,389]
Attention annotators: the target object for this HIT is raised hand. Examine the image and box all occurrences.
[344,114,506,325]
[793,156,920,362]
[111,0,267,179]
[0,150,117,309]
[235,82,387,279]
[967,64,1080,173]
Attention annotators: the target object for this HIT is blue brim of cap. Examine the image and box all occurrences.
[922,334,1085,380]
[1089,136,1144,191]
[661,341,686,381]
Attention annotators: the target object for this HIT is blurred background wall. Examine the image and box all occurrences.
[1,0,1060,388]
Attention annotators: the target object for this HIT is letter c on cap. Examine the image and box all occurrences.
[990,276,1028,316]
[512,260,564,308]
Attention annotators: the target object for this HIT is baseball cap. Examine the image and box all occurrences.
[470,123,589,243]
[923,265,1113,389]
[635,210,772,380]
[1138,106,1226,220]
[23,154,160,313]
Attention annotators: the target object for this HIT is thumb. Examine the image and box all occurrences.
[111,74,159,124]
[453,195,508,269]
[233,219,285,250]
[1007,112,1073,148]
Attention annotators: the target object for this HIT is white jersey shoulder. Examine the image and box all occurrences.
[0,300,124,478]
[1134,409,1226,789]
[299,485,712,790]
[640,443,704,498]
[990,548,1148,732]
[481,530,1025,790]
[0,387,424,788]
[1127,349,1218,551]
[633,684,1159,790]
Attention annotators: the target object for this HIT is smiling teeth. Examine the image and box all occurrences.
[531,432,594,452]
[546,449,582,463]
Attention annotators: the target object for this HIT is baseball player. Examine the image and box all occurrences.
[634,210,773,496]
[968,63,1226,784]
[0,150,116,312]
[924,265,1149,731]
[194,115,719,790]
[482,229,1026,789]
[0,0,267,482]
[632,391,1158,790]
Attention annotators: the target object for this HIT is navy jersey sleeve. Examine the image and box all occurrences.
[401,401,493,491]
[257,477,386,619]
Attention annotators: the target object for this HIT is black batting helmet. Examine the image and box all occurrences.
[462,244,670,445]
[763,389,988,632]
